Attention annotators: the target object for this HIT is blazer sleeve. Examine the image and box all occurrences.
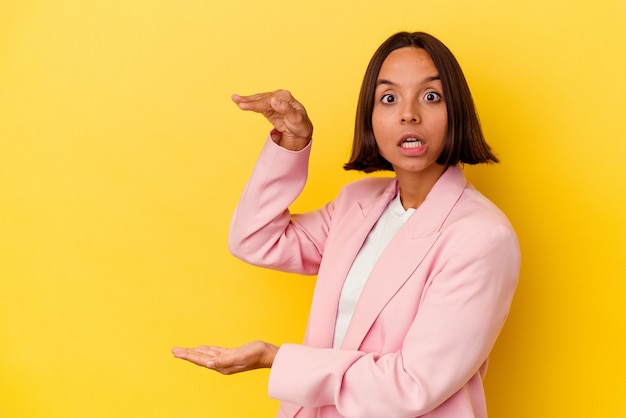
[228,136,331,275]
[268,224,520,417]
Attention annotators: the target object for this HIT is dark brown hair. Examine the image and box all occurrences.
[344,31,498,173]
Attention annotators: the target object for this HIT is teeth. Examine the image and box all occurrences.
[401,139,422,148]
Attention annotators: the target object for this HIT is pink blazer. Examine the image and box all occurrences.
[229,137,520,418]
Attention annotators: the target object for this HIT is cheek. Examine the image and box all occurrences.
[371,111,391,138]
[431,112,448,138]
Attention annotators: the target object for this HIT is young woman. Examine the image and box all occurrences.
[173,31,520,418]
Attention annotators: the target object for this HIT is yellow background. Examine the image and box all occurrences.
[1,0,625,417]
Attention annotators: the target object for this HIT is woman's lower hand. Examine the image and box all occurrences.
[172,340,279,375]
[232,90,313,151]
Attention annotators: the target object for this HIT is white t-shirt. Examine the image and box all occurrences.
[333,193,415,348]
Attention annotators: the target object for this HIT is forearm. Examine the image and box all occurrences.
[228,136,323,274]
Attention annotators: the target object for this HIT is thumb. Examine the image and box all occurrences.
[270,96,292,114]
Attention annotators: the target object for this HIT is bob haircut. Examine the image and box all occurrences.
[344,31,498,173]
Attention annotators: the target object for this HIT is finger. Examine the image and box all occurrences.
[269,94,309,124]
[232,92,270,103]
[172,347,216,368]
[193,346,228,356]
[211,353,237,370]
[211,352,254,375]
[233,90,294,115]
[269,96,292,114]
[268,90,302,113]
[232,92,273,112]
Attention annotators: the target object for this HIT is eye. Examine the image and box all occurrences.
[380,93,396,104]
[424,92,442,102]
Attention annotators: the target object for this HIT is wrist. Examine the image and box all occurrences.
[263,343,279,368]
[270,129,312,151]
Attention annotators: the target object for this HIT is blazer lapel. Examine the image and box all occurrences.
[304,179,399,348]
[340,166,467,349]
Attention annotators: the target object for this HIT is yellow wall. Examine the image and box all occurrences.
[1,1,624,417]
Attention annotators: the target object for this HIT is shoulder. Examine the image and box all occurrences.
[460,185,512,227]
[443,183,518,248]
[335,176,396,205]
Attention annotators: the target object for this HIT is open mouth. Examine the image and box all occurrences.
[400,138,423,149]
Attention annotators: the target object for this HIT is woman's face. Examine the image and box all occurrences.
[372,47,448,180]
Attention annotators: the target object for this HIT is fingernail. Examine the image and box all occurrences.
[206,360,215,368]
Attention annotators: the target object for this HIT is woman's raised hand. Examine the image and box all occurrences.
[232,90,313,151]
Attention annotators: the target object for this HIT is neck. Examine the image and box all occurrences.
[396,165,447,210]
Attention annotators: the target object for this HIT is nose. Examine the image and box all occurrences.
[400,101,420,123]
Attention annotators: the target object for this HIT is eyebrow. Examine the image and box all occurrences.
[376,75,441,87]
